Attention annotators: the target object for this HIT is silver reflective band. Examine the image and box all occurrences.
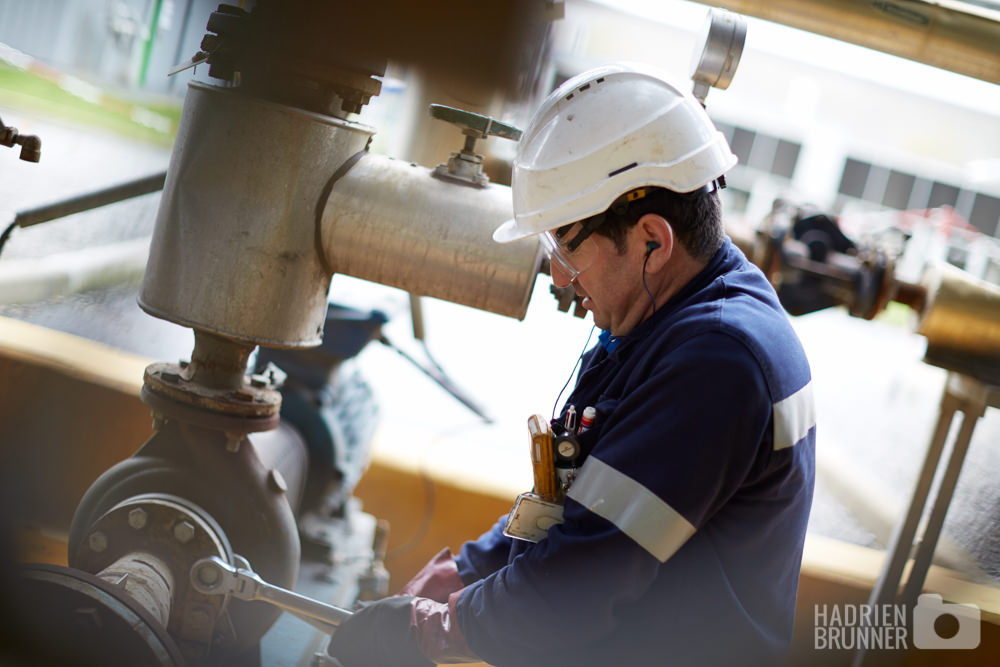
[773,380,815,450]
[567,456,695,563]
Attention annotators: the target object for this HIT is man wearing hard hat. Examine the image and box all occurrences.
[329,64,816,667]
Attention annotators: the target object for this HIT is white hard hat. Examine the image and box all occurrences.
[494,63,737,243]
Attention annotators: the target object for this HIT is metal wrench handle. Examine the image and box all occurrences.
[191,556,353,634]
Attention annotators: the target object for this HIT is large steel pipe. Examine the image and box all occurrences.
[321,153,542,320]
[919,262,1000,363]
[140,82,375,348]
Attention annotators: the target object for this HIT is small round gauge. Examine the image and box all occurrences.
[556,436,580,460]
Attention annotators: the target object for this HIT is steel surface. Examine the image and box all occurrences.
[321,153,541,320]
[140,83,375,347]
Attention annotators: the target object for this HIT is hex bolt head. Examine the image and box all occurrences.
[88,531,108,553]
[233,388,255,401]
[151,412,167,431]
[161,370,182,383]
[127,508,148,530]
[173,521,196,544]
[73,606,103,631]
[195,562,220,587]
[225,432,242,453]
[249,374,269,388]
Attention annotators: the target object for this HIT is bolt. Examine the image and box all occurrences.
[173,521,196,544]
[195,562,220,587]
[268,469,287,494]
[225,432,242,453]
[88,531,108,553]
[128,507,148,530]
[73,606,103,631]
[233,388,254,401]
[151,411,167,431]
[250,374,269,388]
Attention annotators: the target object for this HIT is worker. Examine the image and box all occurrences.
[328,63,816,666]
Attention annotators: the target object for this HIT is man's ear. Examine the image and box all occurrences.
[636,213,673,272]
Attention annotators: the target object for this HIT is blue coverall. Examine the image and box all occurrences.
[454,238,817,666]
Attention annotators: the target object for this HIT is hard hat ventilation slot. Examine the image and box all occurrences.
[608,162,638,177]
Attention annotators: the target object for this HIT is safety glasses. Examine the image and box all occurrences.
[541,188,659,281]
[541,218,603,282]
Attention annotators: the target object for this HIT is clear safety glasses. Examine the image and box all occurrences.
[541,188,657,281]
[541,219,603,282]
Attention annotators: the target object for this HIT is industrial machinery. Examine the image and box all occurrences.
[12,1,548,664]
[6,2,999,665]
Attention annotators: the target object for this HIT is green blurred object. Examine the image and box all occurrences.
[0,63,180,147]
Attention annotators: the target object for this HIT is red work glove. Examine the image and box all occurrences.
[327,591,478,665]
[398,548,465,602]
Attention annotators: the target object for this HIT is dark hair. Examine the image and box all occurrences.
[594,186,724,262]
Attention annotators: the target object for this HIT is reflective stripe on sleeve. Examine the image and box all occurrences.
[566,456,695,563]
[773,380,815,450]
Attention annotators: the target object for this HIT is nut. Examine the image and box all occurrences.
[225,432,242,453]
[127,507,148,530]
[194,562,220,587]
[250,374,269,388]
[88,531,108,553]
[151,412,167,431]
[161,370,182,383]
[233,388,254,401]
[173,521,196,544]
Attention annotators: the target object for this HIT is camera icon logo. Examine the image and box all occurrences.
[913,594,981,650]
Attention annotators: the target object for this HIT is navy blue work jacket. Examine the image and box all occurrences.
[454,238,816,666]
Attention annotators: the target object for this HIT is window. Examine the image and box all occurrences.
[970,193,1000,236]
[836,156,1000,238]
[714,121,802,180]
[882,171,915,209]
[928,181,960,209]
[839,159,871,199]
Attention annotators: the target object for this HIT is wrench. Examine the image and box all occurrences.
[190,556,353,635]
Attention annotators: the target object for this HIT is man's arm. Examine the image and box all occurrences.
[454,331,775,664]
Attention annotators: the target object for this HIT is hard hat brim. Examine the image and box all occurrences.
[493,218,531,244]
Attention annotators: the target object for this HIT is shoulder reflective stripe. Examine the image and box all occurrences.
[773,380,815,450]
[566,456,695,563]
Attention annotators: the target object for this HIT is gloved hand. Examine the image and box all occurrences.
[327,596,431,667]
[398,548,465,602]
[327,591,479,666]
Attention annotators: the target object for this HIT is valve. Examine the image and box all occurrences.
[429,104,522,187]
[1,115,41,162]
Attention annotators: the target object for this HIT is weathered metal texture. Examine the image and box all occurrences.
[71,495,232,661]
[919,262,1000,383]
[711,0,1000,84]
[96,552,176,627]
[67,420,305,661]
[15,564,185,666]
[140,82,375,348]
[321,153,542,320]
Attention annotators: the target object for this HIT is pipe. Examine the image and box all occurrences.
[708,0,1000,84]
[12,172,166,229]
[321,153,542,320]
[919,261,1000,358]
[140,82,375,348]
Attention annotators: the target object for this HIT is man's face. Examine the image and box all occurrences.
[549,223,647,335]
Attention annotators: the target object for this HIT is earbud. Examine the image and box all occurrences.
[645,241,660,256]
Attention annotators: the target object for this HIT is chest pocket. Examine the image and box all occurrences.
[573,396,621,461]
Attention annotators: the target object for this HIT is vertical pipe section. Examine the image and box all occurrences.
[140,82,375,348]
[320,153,542,320]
